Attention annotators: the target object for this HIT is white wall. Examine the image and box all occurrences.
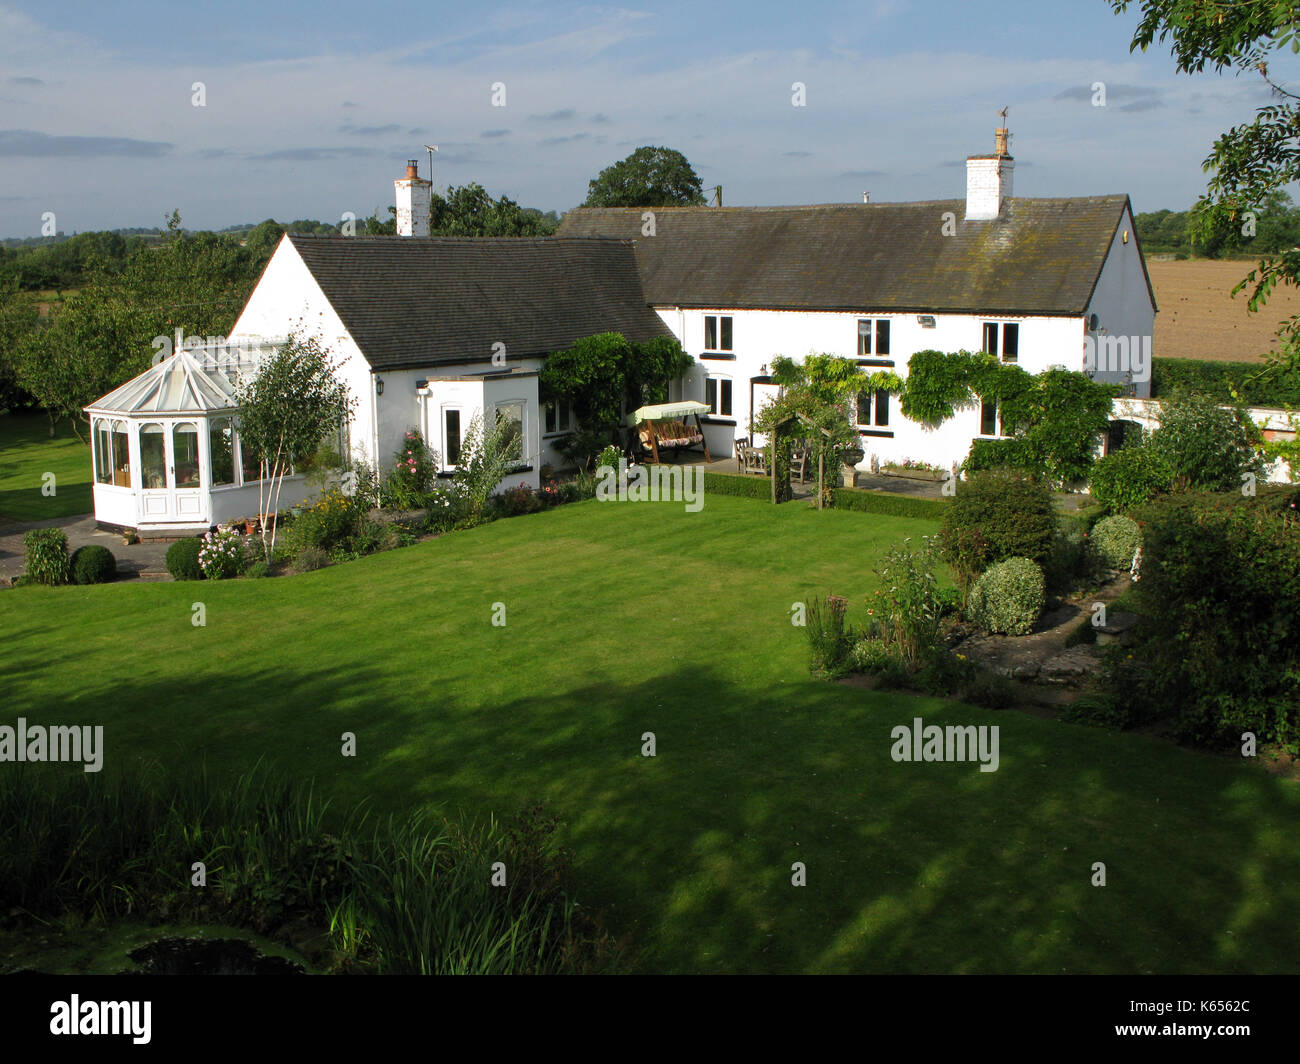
[655,305,1088,470]
[229,236,378,469]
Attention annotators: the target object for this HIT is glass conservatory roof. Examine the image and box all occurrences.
[86,349,239,416]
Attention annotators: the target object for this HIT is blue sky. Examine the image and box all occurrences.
[0,0,1294,237]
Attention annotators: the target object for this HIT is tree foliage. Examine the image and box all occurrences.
[583,147,706,208]
[538,332,691,431]
[1113,0,1300,372]
[430,183,559,236]
[233,333,355,561]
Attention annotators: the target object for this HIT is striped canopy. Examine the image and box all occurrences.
[626,400,711,426]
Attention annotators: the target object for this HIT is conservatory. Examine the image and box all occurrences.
[84,348,315,533]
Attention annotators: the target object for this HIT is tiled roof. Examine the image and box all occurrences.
[556,198,1154,316]
[287,234,673,371]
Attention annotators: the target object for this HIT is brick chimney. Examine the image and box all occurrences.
[965,126,1014,221]
[394,159,431,236]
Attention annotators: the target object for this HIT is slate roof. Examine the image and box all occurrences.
[286,234,673,372]
[556,198,1156,317]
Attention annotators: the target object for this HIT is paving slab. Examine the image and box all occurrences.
[0,514,176,584]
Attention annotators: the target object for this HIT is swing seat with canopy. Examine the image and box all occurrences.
[626,401,712,463]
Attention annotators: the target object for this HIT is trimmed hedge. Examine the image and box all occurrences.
[1090,514,1141,570]
[702,471,778,501]
[70,545,116,585]
[967,557,1046,636]
[831,487,948,520]
[1152,356,1300,408]
[165,537,203,581]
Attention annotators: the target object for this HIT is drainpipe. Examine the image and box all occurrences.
[372,373,381,473]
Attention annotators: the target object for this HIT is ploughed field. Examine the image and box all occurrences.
[1149,258,1300,363]
[2,496,1297,973]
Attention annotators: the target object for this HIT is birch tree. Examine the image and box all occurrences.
[233,333,354,561]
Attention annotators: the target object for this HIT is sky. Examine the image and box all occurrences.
[0,0,1294,237]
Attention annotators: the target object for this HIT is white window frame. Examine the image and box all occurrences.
[705,374,733,417]
[857,318,891,358]
[982,321,1019,364]
[543,400,576,437]
[441,406,464,471]
[704,314,734,353]
[493,398,528,466]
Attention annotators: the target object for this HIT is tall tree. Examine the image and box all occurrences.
[233,333,354,561]
[583,147,706,208]
[1113,1,1300,369]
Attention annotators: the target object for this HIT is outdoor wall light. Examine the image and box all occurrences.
[375,378,385,395]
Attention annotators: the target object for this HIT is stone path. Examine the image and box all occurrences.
[952,574,1137,704]
[0,514,174,584]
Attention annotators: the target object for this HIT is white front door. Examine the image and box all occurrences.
[137,421,207,524]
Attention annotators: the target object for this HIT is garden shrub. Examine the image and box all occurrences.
[1062,692,1135,730]
[23,528,70,586]
[384,429,439,509]
[967,557,1045,636]
[805,593,850,675]
[1107,489,1300,753]
[960,667,1017,710]
[244,560,271,579]
[848,639,913,689]
[1089,445,1173,512]
[962,437,1029,475]
[495,484,544,517]
[939,471,1055,596]
[1145,394,1265,493]
[595,444,622,473]
[293,547,330,573]
[288,488,365,553]
[1043,526,1090,597]
[165,537,204,581]
[864,537,945,670]
[197,529,245,580]
[69,544,116,585]
[1089,514,1141,570]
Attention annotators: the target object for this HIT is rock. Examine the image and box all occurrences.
[1037,646,1101,686]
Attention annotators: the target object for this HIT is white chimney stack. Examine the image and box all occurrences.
[395,159,431,236]
[965,125,1014,221]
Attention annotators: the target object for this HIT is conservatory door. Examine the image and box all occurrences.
[137,422,206,522]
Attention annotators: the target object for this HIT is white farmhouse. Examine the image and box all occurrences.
[558,125,1158,470]
[86,129,1161,533]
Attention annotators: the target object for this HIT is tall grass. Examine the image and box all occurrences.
[0,764,613,974]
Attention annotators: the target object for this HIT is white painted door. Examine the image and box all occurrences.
[137,421,206,523]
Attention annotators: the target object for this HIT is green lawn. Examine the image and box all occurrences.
[0,414,92,522]
[2,496,1297,973]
